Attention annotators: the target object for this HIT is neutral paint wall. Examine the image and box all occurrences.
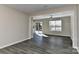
[0,5,29,48]
[77,5,79,47]
[70,5,78,48]
[42,16,71,36]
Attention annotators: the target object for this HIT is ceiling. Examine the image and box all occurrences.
[6,4,70,15]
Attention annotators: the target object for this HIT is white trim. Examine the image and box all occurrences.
[73,47,79,53]
[0,37,31,49]
[27,37,32,40]
[76,48,79,53]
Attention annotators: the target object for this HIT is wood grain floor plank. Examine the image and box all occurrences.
[0,35,78,54]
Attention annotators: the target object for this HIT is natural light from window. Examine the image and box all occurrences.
[49,20,62,31]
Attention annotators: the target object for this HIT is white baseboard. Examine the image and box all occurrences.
[76,47,79,53]
[27,37,32,40]
[0,37,31,49]
[73,47,79,53]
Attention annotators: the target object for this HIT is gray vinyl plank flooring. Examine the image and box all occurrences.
[0,35,78,54]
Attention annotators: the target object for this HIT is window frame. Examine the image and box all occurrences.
[49,19,62,32]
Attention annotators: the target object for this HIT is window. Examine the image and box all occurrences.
[35,22,43,31]
[49,20,62,31]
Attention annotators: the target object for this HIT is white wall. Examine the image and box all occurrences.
[28,17,33,38]
[0,5,29,48]
[42,16,71,36]
[69,5,78,49]
[77,5,79,48]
